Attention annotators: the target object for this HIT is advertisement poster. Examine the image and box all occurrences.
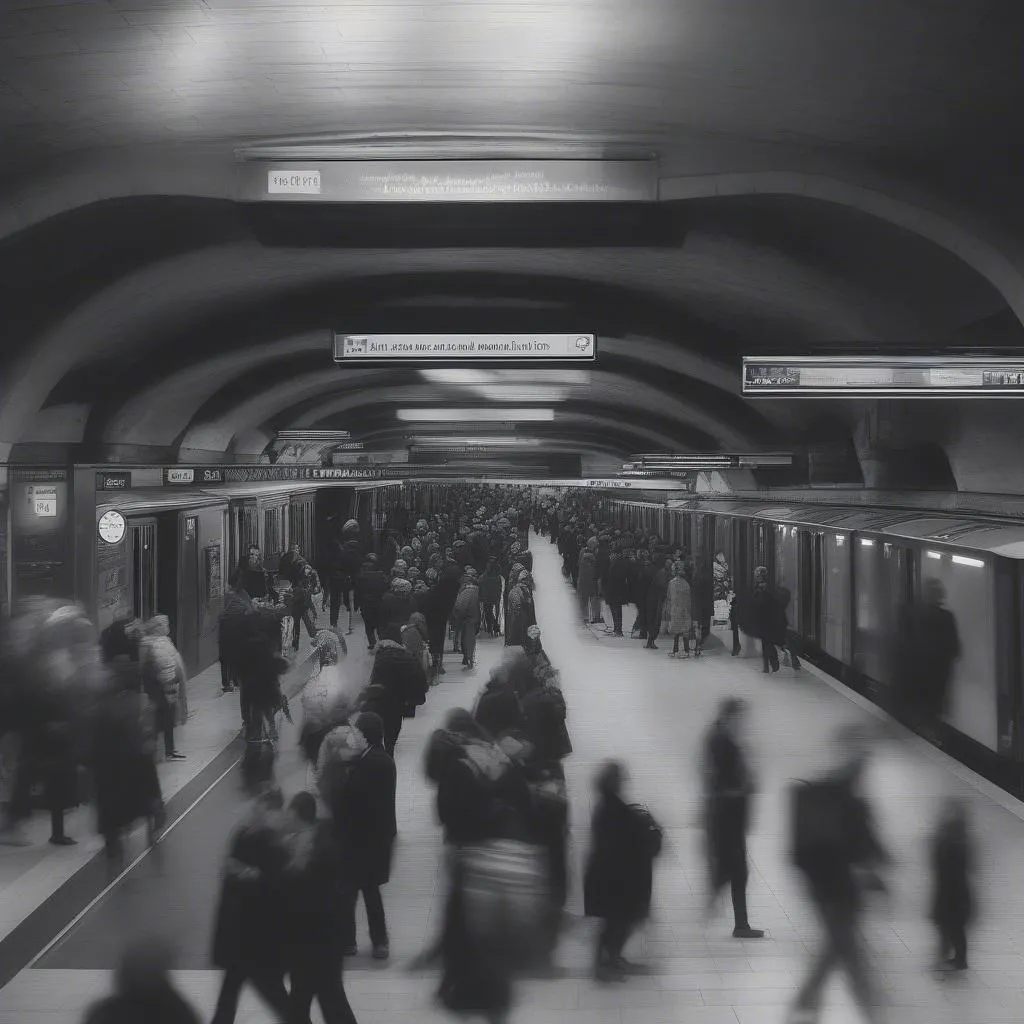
[205,543,223,601]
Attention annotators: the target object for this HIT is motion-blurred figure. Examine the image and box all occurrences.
[703,699,764,939]
[930,796,974,973]
[899,579,961,742]
[81,935,199,1024]
[139,615,188,761]
[94,620,165,867]
[209,787,291,1024]
[787,724,891,1024]
[583,761,663,982]
[749,566,780,673]
[281,791,359,1024]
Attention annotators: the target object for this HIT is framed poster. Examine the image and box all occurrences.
[205,543,223,601]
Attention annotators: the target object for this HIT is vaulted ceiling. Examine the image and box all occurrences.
[2,0,1023,470]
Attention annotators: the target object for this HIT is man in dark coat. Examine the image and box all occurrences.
[355,554,388,651]
[601,549,630,637]
[229,545,276,603]
[379,577,416,632]
[366,624,428,754]
[748,567,780,672]
[334,712,397,960]
[703,699,764,939]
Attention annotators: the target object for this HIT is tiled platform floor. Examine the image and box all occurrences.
[3,537,1024,1023]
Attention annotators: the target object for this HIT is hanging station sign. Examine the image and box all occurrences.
[333,332,596,362]
[743,356,1024,397]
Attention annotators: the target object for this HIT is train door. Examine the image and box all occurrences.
[289,492,316,566]
[129,518,158,622]
[231,501,259,574]
[261,499,287,572]
[798,530,824,646]
[177,512,200,672]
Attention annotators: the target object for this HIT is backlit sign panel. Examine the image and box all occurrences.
[743,356,1024,396]
[333,333,595,362]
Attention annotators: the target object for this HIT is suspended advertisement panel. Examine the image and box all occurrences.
[333,332,595,362]
[241,160,658,204]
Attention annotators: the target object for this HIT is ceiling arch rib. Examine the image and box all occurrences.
[1,153,1020,329]
[179,371,751,459]
[4,234,906,451]
[102,330,754,450]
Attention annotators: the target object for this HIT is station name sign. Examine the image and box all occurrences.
[242,160,658,204]
[743,356,1024,397]
[334,333,595,362]
[164,468,225,484]
[97,471,131,491]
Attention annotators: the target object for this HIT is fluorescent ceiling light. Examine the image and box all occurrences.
[397,408,554,422]
[859,539,875,547]
[926,551,942,560]
[411,436,543,447]
[951,554,984,568]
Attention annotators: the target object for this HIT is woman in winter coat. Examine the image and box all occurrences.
[139,615,188,761]
[379,576,416,632]
[209,788,292,1024]
[402,612,432,680]
[218,587,252,694]
[583,761,663,982]
[452,570,482,670]
[504,571,536,649]
[299,630,360,768]
[662,562,693,659]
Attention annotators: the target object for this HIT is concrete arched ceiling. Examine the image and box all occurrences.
[0,229,930,453]
[181,372,755,456]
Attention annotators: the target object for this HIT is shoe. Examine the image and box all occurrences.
[342,945,357,957]
[668,651,677,658]
[613,631,624,637]
[733,927,765,939]
[49,835,77,846]
[948,957,967,970]
[372,943,390,960]
[594,964,626,983]
[168,752,186,760]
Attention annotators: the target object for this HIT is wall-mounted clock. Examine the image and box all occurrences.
[98,509,127,545]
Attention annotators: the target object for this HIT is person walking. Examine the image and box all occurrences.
[209,788,292,1024]
[333,713,397,961]
[644,554,670,650]
[703,699,764,939]
[576,540,598,625]
[354,554,388,651]
[478,559,503,638]
[602,547,630,637]
[452,569,482,670]
[929,796,974,973]
[787,724,891,1024]
[749,567,780,673]
[280,791,359,1024]
[583,761,663,982]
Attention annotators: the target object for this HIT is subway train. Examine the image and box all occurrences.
[604,497,1024,794]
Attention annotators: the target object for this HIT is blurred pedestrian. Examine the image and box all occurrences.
[583,761,663,982]
[788,724,890,1024]
[663,561,693,659]
[703,699,764,939]
[81,935,199,1024]
[930,796,974,973]
[209,787,291,1024]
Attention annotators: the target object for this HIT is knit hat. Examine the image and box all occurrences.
[354,711,384,748]
[426,567,439,583]
[391,577,413,594]
[463,567,479,580]
[526,625,541,641]
[314,629,342,665]
[343,519,360,533]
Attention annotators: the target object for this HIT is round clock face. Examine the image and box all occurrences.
[98,509,126,545]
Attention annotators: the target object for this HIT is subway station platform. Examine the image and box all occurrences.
[2,539,1024,1024]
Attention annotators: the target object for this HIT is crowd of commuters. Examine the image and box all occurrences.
[0,487,979,1024]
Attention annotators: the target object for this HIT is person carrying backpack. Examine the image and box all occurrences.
[787,723,891,1024]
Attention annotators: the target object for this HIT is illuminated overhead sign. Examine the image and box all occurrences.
[624,453,792,470]
[333,333,595,362]
[742,356,1024,396]
[241,160,658,204]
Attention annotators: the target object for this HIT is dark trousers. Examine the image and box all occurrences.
[482,602,499,635]
[938,921,967,966]
[342,884,388,947]
[645,602,662,644]
[162,724,176,758]
[460,620,478,666]
[596,917,634,967]
[671,632,692,655]
[211,966,291,1024]
[711,851,750,930]
[761,639,779,673]
[289,961,358,1024]
[291,607,318,651]
[731,623,741,654]
[793,901,879,1019]
[633,601,648,637]
[608,603,623,634]
[362,606,379,648]
[329,579,353,627]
